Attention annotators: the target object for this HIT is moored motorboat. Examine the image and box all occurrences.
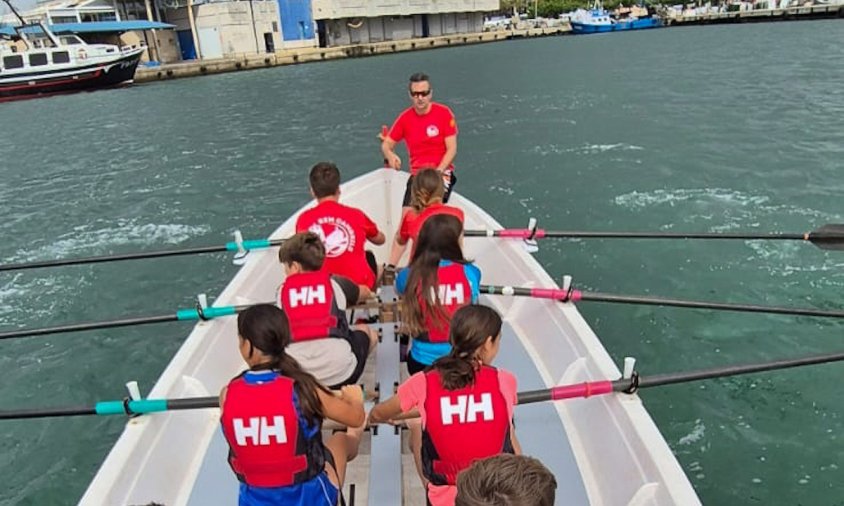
[78,168,700,505]
[570,1,663,34]
[0,0,143,102]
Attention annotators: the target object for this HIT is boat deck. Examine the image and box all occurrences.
[186,309,589,506]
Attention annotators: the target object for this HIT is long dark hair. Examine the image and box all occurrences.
[432,305,502,390]
[400,214,467,336]
[237,304,329,424]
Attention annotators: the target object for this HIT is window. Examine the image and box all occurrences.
[3,55,24,69]
[29,53,49,66]
[52,51,70,64]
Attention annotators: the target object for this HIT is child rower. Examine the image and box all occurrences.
[297,161,386,301]
[369,305,520,506]
[455,454,557,506]
[396,214,480,374]
[387,168,464,267]
[278,232,378,388]
[220,304,364,506]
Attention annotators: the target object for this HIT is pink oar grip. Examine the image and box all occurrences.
[497,229,547,239]
[550,381,614,400]
[529,288,582,302]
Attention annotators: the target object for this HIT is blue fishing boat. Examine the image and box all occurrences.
[570,2,662,34]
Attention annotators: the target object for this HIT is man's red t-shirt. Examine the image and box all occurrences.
[296,200,380,289]
[399,203,465,257]
[388,102,457,175]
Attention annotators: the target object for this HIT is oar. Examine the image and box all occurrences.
[0,303,245,340]
[0,396,218,420]
[465,224,844,251]
[6,348,844,421]
[0,233,284,272]
[518,348,844,403]
[0,298,387,341]
[480,284,844,319]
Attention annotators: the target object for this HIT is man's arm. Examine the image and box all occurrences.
[381,137,402,170]
[436,134,457,172]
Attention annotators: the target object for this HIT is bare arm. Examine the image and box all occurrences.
[381,137,402,170]
[368,395,404,424]
[436,134,457,172]
[318,385,366,427]
[369,230,386,246]
[510,423,522,455]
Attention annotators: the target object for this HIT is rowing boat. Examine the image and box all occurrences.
[79,168,700,505]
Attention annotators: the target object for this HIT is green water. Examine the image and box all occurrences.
[2,21,844,505]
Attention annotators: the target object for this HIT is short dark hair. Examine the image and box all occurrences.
[409,72,430,88]
[309,162,341,198]
[455,454,557,506]
[278,232,325,271]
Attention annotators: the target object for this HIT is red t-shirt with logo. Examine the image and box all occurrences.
[296,200,380,289]
[399,203,465,257]
[388,102,457,174]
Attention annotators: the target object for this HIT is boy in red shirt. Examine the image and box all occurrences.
[381,72,459,209]
[296,162,386,301]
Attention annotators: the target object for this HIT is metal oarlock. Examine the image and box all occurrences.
[522,217,539,253]
[232,230,249,266]
[124,381,141,418]
[623,357,636,379]
[196,293,209,321]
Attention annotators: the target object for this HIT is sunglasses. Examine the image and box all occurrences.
[410,90,431,98]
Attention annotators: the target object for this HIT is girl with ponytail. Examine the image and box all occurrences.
[369,305,521,506]
[220,304,365,506]
[387,168,464,267]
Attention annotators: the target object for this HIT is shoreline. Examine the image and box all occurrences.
[134,26,569,84]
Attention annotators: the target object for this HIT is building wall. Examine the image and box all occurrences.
[322,12,483,46]
[312,0,497,20]
[167,1,283,58]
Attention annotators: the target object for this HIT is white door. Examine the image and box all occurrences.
[197,27,222,59]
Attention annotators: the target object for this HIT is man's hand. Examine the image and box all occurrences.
[386,153,402,170]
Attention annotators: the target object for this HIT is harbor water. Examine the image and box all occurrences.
[1,20,844,505]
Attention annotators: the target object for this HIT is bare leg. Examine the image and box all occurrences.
[323,422,363,488]
[407,418,428,488]
[357,284,373,303]
[353,323,379,357]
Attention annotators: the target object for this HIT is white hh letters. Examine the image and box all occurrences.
[437,283,465,306]
[289,284,327,307]
[440,393,494,425]
[233,416,288,445]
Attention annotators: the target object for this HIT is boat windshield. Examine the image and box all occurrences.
[59,35,84,45]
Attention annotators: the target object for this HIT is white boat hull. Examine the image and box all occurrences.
[80,169,699,505]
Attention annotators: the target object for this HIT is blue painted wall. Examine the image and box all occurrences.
[277,0,314,41]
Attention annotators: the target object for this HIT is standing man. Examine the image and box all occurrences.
[381,73,459,208]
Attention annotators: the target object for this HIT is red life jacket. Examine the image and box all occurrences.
[421,366,514,486]
[278,271,345,342]
[220,371,325,487]
[415,262,472,344]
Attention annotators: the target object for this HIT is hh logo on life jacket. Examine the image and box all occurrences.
[233,416,288,446]
[437,283,465,306]
[440,393,494,425]
[289,285,326,307]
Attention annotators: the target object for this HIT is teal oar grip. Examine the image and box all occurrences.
[225,239,272,251]
[176,305,238,321]
[95,399,168,416]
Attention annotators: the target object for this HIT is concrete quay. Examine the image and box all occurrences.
[134,26,570,84]
[665,3,844,26]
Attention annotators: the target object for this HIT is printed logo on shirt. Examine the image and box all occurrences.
[308,218,356,257]
[426,124,440,138]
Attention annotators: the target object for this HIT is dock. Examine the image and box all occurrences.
[664,3,844,26]
[134,26,570,84]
